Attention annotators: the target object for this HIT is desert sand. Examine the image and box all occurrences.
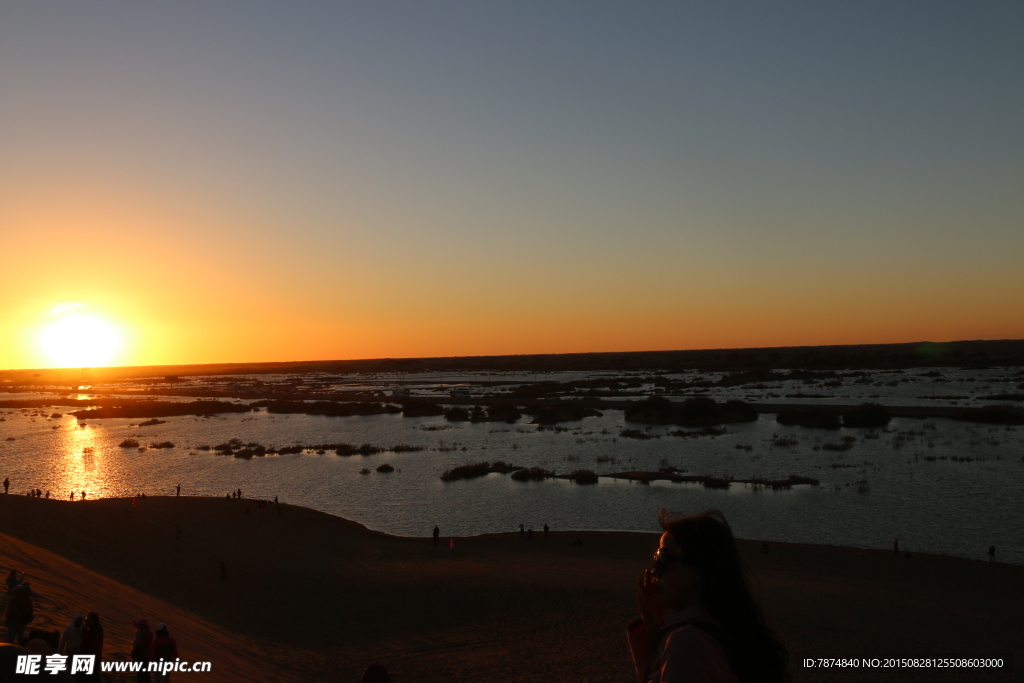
[0,494,1019,682]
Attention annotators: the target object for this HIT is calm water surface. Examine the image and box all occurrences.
[2,389,1022,565]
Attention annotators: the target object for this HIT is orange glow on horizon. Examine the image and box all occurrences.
[1,178,1021,372]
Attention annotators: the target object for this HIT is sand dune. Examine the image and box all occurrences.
[1,495,1020,681]
[0,533,299,682]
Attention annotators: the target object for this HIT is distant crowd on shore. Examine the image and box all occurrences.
[2,479,287,511]
[4,477,92,501]
[3,569,178,682]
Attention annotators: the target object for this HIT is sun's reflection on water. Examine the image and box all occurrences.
[54,422,110,500]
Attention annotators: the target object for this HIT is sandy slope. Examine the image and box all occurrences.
[0,494,1020,682]
[0,533,301,682]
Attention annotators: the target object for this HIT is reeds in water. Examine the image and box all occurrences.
[569,469,599,484]
[510,467,554,482]
[619,429,657,440]
[441,462,493,481]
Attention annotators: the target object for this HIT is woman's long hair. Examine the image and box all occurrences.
[659,508,788,682]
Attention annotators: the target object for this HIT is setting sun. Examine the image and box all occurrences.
[36,311,126,368]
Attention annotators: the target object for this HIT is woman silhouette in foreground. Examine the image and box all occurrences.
[628,509,788,682]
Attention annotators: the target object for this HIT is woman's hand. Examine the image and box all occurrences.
[636,568,665,626]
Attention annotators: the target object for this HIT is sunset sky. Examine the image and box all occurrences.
[2,1,1022,370]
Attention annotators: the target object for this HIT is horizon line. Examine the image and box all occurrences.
[2,337,1022,375]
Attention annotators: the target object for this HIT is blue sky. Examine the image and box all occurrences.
[1,1,1022,367]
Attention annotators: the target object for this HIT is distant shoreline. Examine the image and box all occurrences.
[3,337,1024,381]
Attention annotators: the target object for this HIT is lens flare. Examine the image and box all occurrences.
[37,313,125,368]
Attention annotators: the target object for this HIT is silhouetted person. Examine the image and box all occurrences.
[274,495,278,504]
[45,491,49,499]
[77,612,103,680]
[70,491,74,501]
[5,583,33,644]
[988,545,996,562]
[433,525,440,546]
[219,561,228,581]
[149,624,177,683]
[80,491,86,501]
[3,477,8,494]
[59,613,84,655]
[5,569,22,593]
[175,484,181,497]
[629,510,788,682]
[893,538,899,554]
[237,489,242,498]
[519,523,525,538]
[131,618,153,683]
[544,523,549,538]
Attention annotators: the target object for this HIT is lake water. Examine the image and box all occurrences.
[2,367,1022,565]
